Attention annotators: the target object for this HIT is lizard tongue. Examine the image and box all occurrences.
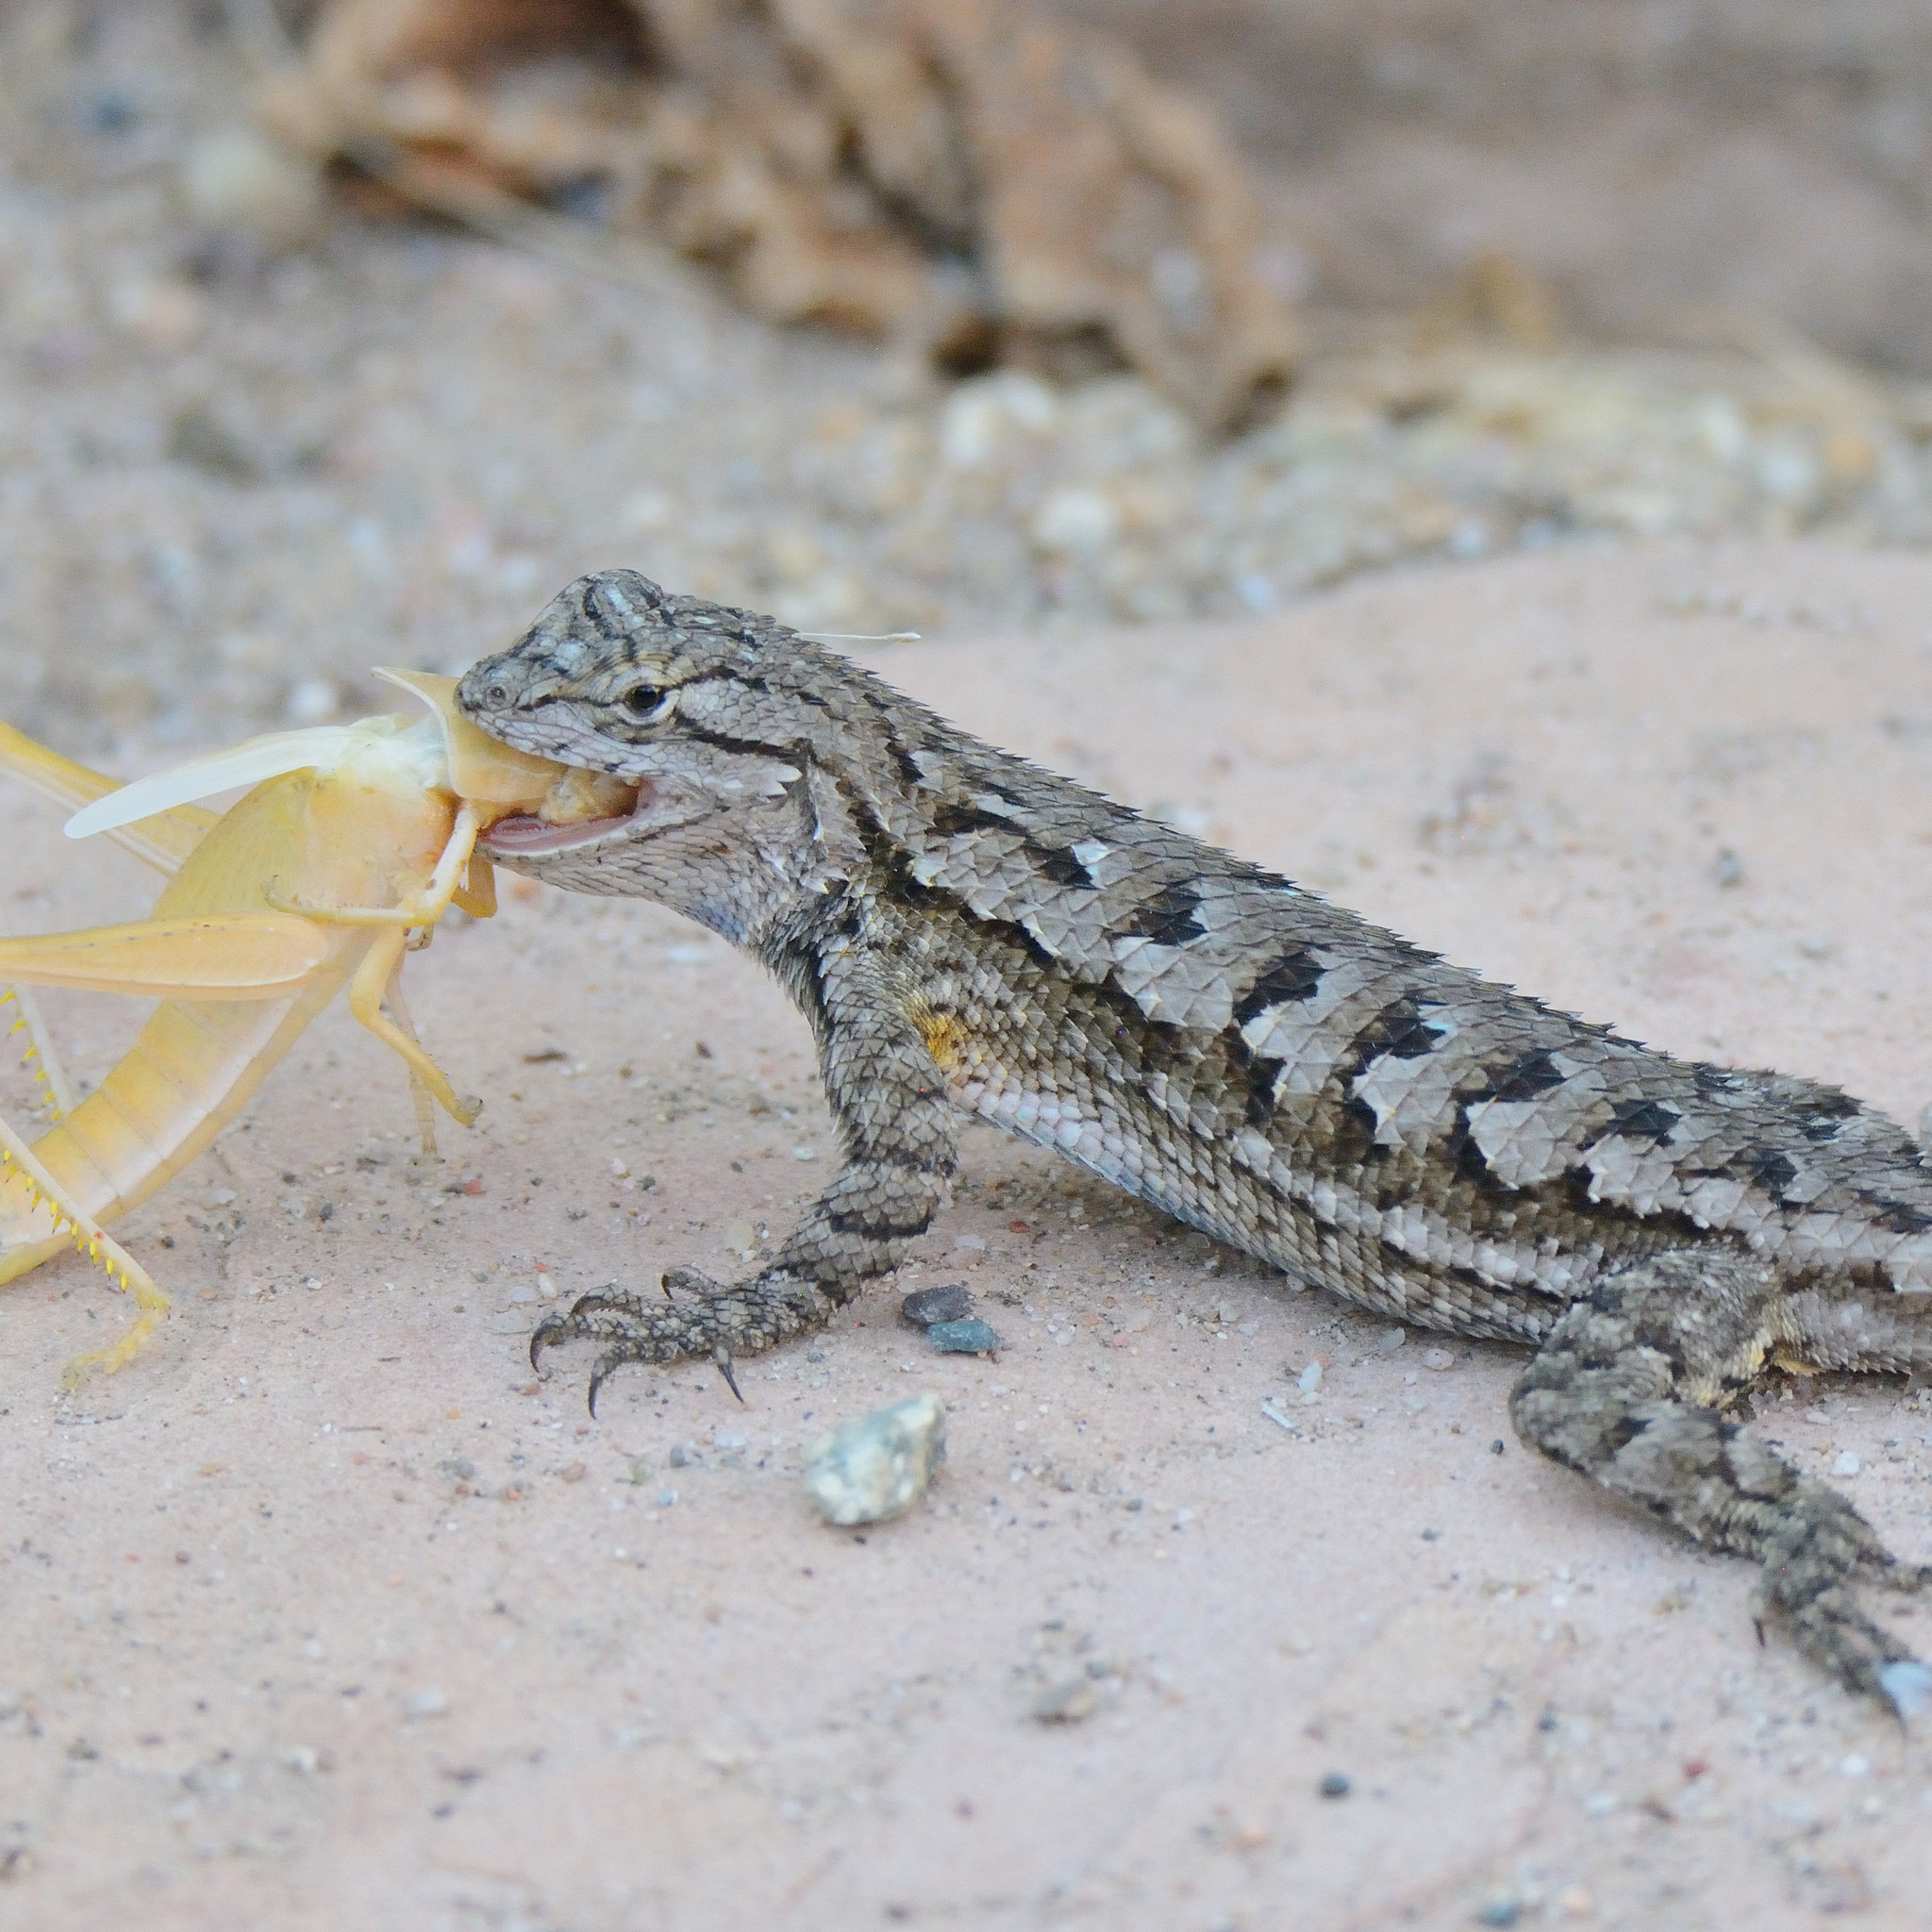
[482,811,636,854]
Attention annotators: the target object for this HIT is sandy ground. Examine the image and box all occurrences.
[5,541,1932,1930]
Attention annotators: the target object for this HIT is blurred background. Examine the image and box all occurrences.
[5,0,1932,754]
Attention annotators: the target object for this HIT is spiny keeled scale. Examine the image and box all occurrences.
[458,570,1932,1711]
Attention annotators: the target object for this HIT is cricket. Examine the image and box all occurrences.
[0,671,596,1383]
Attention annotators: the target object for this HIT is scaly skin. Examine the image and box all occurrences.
[458,570,1932,1712]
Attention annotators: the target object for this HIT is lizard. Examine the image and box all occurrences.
[456,568,1932,1714]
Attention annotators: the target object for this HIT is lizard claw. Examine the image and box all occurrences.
[528,1307,570,1373]
[587,1351,624,1420]
[713,1345,744,1404]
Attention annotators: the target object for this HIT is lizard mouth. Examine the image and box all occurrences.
[482,811,633,855]
[482,775,650,855]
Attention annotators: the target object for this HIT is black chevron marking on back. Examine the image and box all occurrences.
[1121,881,1206,946]
[1233,947,1324,1025]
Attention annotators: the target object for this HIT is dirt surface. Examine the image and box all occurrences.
[4,541,1932,1930]
[13,1,1932,771]
[1082,0,1932,377]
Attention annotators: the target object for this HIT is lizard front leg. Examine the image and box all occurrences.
[532,949,958,1412]
[1510,1250,1932,1714]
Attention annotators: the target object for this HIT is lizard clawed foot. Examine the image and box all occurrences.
[527,1272,837,1416]
[1756,1518,1932,1722]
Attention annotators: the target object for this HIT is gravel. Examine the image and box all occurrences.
[802,1392,947,1526]
[925,1318,1003,1356]
[899,1284,974,1328]
[9,7,1932,769]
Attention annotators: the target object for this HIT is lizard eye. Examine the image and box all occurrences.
[621,683,672,722]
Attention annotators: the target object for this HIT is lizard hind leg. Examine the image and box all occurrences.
[1510,1248,1932,1716]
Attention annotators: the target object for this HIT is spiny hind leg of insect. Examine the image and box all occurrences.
[1,983,75,1118]
[0,1113,167,1384]
[344,925,481,1129]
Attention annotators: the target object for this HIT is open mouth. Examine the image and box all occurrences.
[483,809,635,854]
[482,771,646,855]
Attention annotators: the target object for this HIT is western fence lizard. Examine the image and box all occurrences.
[458,569,1932,1713]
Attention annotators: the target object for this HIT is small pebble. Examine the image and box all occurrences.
[901,1284,974,1327]
[1422,1347,1456,1372]
[1376,1326,1406,1354]
[1318,1772,1351,1799]
[180,126,325,253]
[1833,1451,1861,1476]
[1031,1677,1099,1724]
[927,1317,1002,1354]
[804,1392,947,1525]
[404,1688,449,1720]
[1475,1900,1521,1928]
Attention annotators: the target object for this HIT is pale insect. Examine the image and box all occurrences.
[0,671,588,1384]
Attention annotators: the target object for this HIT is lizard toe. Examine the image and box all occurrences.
[528,1308,573,1372]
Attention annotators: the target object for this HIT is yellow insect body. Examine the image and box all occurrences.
[0,673,570,1381]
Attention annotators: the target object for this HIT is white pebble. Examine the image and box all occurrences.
[1298,1362,1323,1394]
[1032,487,1120,557]
[180,126,325,251]
[1423,1348,1456,1372]
[804,1393,947,1526]
[1834,1451,1861,1476]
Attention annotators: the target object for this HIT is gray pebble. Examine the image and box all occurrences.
[1031,1677,1099,1724]
[901,1283,974,1327]
[927,1317,1002,1354]
[804,1393,946,1526]
[1318,1772,1350,1799]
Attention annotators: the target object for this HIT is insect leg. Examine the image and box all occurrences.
[1,985,75,1118]
[269,805,487,929]
[378,966,442,1159]
[344,927,481,1126]
[0,1112,169,1382]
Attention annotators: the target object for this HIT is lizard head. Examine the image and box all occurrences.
[453,571,924,942]
[457,570,814,863]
